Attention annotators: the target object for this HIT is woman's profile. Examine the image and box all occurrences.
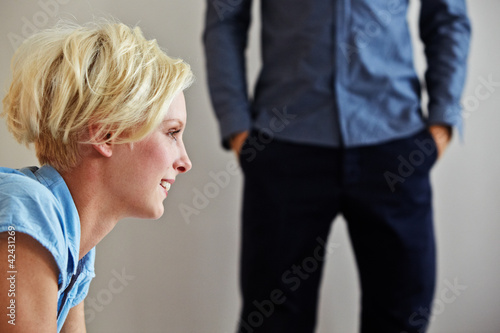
[0,21,193,332]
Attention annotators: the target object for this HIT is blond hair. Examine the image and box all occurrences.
[2,20,193,171]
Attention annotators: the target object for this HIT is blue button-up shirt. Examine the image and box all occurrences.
[203,0,471,148]
[0,165,95,332]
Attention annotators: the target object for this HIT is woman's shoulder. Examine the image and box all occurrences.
[0,166,70,271]
[0,166,61,218]
[0,166,55,196]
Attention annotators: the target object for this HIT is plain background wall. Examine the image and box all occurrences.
[1,0,499,332]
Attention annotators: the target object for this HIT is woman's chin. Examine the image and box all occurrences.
[132,205,165,220]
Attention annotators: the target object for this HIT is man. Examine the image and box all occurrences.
[203,1,470,332]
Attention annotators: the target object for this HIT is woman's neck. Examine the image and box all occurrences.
[59,161,121,260]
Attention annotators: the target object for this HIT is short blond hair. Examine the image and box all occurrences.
[2,20,193,171]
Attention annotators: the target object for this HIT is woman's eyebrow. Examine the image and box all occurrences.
[162,119,184,127]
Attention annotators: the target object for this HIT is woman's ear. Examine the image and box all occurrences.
[88,124,113,158]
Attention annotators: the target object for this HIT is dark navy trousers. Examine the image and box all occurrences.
[237,129,438,333]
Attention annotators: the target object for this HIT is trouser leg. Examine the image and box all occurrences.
[342,130,438,333]
[237,133,340,333]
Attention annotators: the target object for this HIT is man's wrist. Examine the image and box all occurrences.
[230,131,249,155]
[428,124,452,159]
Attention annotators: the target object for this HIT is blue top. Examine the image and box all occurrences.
[203,0,471,148]
[0,165,95,332]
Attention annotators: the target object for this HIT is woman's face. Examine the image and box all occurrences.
[109,92,192,220]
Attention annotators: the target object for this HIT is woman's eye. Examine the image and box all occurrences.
[168,130,181,141]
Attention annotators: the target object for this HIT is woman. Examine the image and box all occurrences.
[0,21,193,332]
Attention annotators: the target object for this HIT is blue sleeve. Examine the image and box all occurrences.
[0,175,68,283]
[419,0,471,135]
[203,0,254,149]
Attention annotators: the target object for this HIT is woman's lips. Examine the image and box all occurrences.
[160,179,175,192]
[160,180,171,191]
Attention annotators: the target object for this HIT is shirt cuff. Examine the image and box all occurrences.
[427,104,464,143]
[217,111,252,150]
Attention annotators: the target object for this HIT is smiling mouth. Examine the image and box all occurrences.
[160,180,171,191]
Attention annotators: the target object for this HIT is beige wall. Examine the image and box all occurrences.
[1,1,499,332]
